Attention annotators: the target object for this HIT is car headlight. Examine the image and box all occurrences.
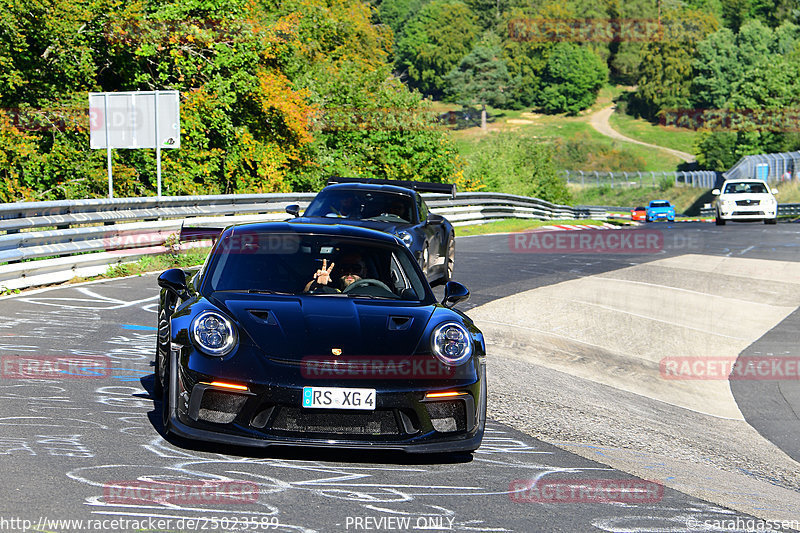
[396,231,413,247]
[191,310,238,356]
[431,322,473,366]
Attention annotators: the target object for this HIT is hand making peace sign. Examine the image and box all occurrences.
[313,259,335,286]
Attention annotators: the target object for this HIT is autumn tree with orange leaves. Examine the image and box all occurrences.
[0,0,463,200]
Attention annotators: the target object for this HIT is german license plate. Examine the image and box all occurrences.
[302,387,376,410]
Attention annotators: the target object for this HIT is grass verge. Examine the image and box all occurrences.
[608,109,697,155]
[84,248,211,281]
[455,218,603,236]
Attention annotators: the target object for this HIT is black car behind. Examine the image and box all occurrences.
[285,178,456,285]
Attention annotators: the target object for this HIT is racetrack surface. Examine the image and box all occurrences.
[1,221,799,531]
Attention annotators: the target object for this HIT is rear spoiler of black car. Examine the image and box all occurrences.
[180,224,224,243]
[326,177,456,199]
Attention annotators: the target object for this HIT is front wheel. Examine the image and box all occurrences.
[715,213,726,226]
[161,351,174,436]
[765,218,777,225]
[153,344,163,398]
[443,235,455,283]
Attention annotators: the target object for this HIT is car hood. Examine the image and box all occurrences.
[292,216,412,235]
[210,293,435,360]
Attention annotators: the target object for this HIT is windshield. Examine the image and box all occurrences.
[304,189,415,223]
[203,231,430,301]
[723,182,769,194]
[649,201,671,208]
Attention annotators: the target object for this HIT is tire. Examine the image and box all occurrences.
[154,308,168,398]
[443,234,455,283]
[161,350,174,436]
[765,218,777,225]
[715,214,725,226]
[153,342,163,398]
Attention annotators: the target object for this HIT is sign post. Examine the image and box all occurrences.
[89,91,180,198]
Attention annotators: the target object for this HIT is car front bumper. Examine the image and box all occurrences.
[166,352,487,453]
[718,206,776,220]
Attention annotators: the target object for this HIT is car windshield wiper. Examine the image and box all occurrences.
[345,294,399,300]
[246,289,295,295]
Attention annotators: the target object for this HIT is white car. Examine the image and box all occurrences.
[712,179,778,225]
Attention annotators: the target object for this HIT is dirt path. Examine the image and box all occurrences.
[589,105,695,163]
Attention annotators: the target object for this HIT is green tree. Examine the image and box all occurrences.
[694,131,738,170]
[536,43,607,115]
[690,28,739,109]
[444,40,510,129]
[632,8,719,119]
[395,0,480,97]
[296,60,464,189]
[376,0,430,37]
[690,20,800,169]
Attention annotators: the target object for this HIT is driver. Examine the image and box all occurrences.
[387,199,408,220]
[303,253,366,293]
[329,194,360,218]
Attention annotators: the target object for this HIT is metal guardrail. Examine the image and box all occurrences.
[563,170,721,189]
[0,192,607,290]
[700,203,800,218]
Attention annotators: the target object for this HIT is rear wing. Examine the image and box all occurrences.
[180,225,224,243]
[326,177,456,199]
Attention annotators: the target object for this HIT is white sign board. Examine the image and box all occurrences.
[89,91,180,149]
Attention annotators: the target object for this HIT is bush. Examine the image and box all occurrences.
[462,133,570,204]
[550,132,647,171]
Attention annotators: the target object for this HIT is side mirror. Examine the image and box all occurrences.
[772,188,779,195]
[285,204,301,217]
[428,216,444,226]
[158,268,188,299]
[442,281,469,308]
[711,189,720,196]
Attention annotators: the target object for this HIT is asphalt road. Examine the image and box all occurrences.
[0,220,798,532]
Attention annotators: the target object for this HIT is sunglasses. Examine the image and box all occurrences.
[339,262,364,275]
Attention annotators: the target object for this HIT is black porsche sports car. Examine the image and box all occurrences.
[285,178,456,285]
[155,222,486,453]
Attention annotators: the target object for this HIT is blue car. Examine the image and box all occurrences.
[286,178,457,285]
[156,222,486,453]
[646,200,675,222]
